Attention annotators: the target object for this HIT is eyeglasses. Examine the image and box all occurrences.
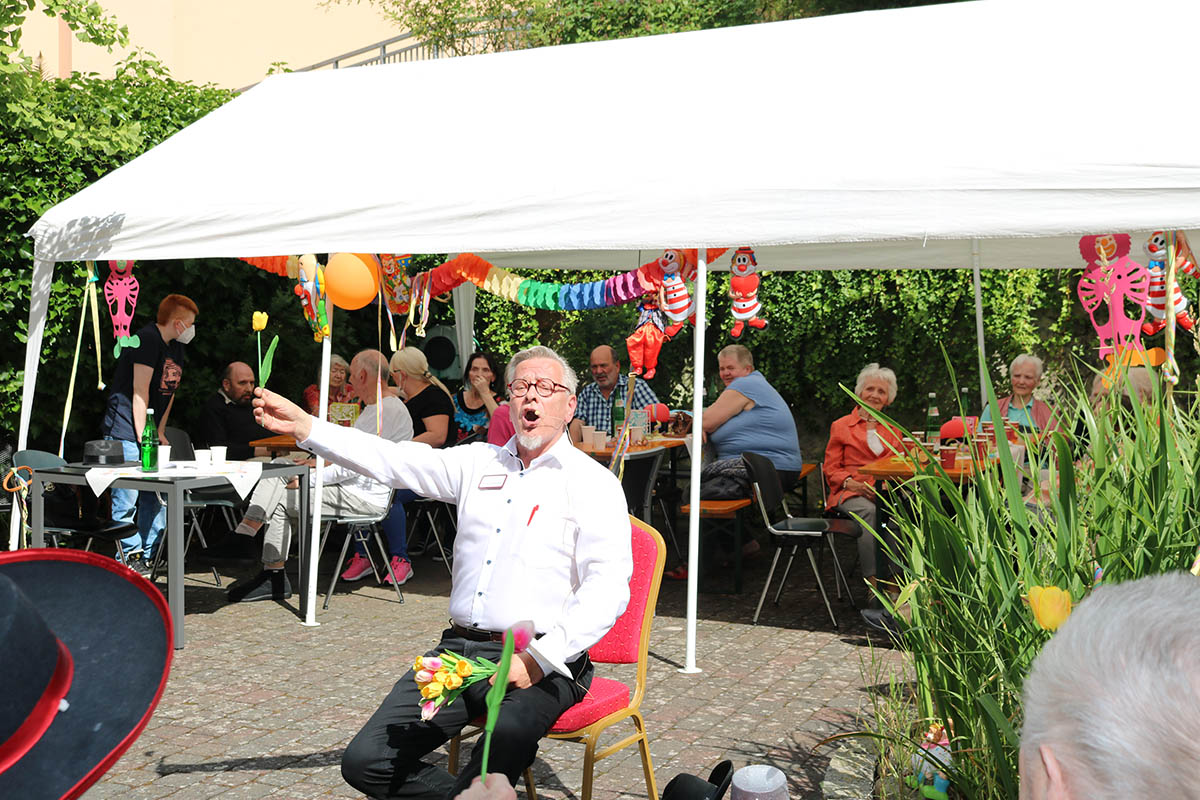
[507,378,569,398]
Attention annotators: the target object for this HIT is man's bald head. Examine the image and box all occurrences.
[222,361,256,405]
[589,345,620,391]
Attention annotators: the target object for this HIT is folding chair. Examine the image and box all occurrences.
[742,452,858,627]
[318,490,403,608]
[12,449,137,563]
[448,516,666,800]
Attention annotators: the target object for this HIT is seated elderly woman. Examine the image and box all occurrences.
[701,344,803,489]
[823,363,901,594]
[980,353,1059,438]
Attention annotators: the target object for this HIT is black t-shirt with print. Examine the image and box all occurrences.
[101,321,186,441]
[404,385,456,448]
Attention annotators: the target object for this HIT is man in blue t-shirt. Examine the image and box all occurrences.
[101,294,198,573]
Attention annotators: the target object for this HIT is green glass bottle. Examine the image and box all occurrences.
[140,408,158,472]
[611,388,626,435]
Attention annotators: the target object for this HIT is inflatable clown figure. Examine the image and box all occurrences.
[625,296,668,380]
[728,247,767,339]
[1141,230,1200,337]
[658,248,695,339]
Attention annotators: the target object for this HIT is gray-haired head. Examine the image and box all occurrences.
[1020,571,1200,799]
[854,363,897,404]
[1010,353,1045,380]
[505,346,578,396]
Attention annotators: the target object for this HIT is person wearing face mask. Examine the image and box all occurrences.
[100,293,198,574]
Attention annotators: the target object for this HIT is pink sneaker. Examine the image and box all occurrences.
[341,553,373,582]
[384,557,413,586]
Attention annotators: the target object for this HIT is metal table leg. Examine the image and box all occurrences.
[168,482,185,650]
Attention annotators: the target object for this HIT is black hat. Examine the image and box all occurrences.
[77,440,139,467]
[661,760,733,800]
[0,549,172,799]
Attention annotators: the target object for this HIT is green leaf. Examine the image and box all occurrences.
[259,334,279,388]
[479,630,515,781]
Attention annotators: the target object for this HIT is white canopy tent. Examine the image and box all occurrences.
[24,0,1200,668]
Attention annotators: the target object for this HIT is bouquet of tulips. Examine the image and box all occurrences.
[415,652,492,720]
[414,621,535,722]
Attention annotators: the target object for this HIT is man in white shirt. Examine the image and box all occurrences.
[226,349,414,603]
[252,345,632,799]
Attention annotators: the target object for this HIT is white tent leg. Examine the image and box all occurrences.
[682,249,706,675]
[304,315,332,627]
[972,239,988,408]
[452,283,477,363]
[13,255,54,549]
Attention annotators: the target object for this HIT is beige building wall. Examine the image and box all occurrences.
[20,0,397,88]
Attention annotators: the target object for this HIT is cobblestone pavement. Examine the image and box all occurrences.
[84,532,903,799]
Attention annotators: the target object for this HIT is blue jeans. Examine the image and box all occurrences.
[357,489,418,560]
[108,437,165,556]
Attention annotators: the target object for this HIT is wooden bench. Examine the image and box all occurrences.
[680,498,753,593]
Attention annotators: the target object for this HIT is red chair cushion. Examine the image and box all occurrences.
[549,677,631,733]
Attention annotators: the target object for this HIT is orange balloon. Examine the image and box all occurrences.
[325,253,381,310]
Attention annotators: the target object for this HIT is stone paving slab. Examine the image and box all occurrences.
[83,535,902,799]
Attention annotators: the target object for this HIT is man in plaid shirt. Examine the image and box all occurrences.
[569,345,659,440]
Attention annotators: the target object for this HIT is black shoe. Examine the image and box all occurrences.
[861,607,903,638]
[203,533,260,564]
[123,553,153,578]
[227,569,292,603]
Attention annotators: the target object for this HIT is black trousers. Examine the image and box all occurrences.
[341,628,593,800]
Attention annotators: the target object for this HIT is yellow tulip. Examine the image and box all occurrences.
[1028,585,1073,631]
[414,656,424,671]
[421,681,444,699]
[444,673,463,690]
[434,668,450,684]
[252,311,269,331]
[455,660,473,678]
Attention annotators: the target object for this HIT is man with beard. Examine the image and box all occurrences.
[202,361,271,459]
[251,345,632,799]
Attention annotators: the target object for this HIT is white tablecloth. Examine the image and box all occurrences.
[84,461,264,499]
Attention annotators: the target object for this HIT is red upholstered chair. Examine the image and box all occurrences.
[448,516,666,800]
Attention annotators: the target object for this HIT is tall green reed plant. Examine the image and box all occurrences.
[862,360,1200,799]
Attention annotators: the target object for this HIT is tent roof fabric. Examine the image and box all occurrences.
[28,0,1200,269]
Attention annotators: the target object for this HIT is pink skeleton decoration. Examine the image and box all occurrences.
[1077,234,1151,359]
[104,260,139,339]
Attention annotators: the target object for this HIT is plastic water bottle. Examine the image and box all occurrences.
[140,408,158,472]
[924,392,940,443]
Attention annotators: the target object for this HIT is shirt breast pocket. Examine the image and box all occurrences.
[519,505,576,570]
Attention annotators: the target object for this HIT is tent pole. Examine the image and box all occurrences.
[971,239,988,408]
[304,309,332,627]
[681,249,705,675]
[13,255,54,549]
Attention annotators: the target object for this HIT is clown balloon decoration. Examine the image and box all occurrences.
[1077,234,1151,360]
[1141,230,1200,337]
[728,247,767,339]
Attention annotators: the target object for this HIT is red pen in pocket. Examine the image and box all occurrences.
[527,505,539,526]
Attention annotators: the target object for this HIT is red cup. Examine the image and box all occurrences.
[939,446,956,468]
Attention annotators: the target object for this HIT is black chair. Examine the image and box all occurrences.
[12,449,137,563]
[741,452,859,627]
[620,446,685,564]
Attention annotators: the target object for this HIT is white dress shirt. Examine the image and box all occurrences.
[301,420,632,677]
[313,396,414,509]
